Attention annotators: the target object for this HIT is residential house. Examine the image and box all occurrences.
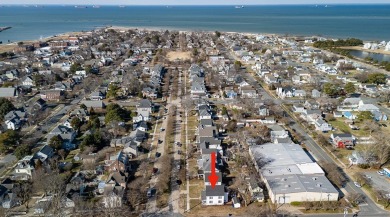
[4,110,26,130]
[311,89,321,98]
[133,110,150,123]
[105,151,129,173]
[33,98,47,111]
[34,145,54,163]
[248,179,264,202]
[314,119,332,132]
[80,100,106,110]
[258,105,269,116]
[137,99,154,114]
[12,155,35,180]
[240,86,257,98]
[276,86,294,99]
[331,133,356,149]
[142,87,158,99]
[0,88,17,99]
[40,90,63,101]
[48,125,77,150]
[293,105,306,113]
[90,91,105,101]
[372,111,388,121]
[34,196,52,214]
[101,185,124,208]
[199,109,212,120]
[348,151,368,165]
[337,98,361,111]
[21,76,35,87]
[304,100,320,110]
[5,69,19,80]
[269,125,289,141]
[294,90,306,98]
[301,109,322,124]
[201,185,227,206]
[264,75,278,84]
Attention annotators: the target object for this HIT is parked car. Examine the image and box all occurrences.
[147,188,156,198]
[152,167,158,174]
[155,152,161,158]
[354,182,362,188]
[377,170,385,176]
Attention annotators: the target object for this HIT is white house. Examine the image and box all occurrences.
[201,185,227,206]
[314,119,332,132]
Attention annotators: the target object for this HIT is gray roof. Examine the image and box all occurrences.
[204,185,225,196]
[250,143,313,169]
[138,99,152,108]
[268,125,285,132]
[198,125,216,138]
[37,145,53,157]
[204,172,222,182]
[267,174,339,194]
[0,88,16,98]
[80,100,105,108]
[200,119,213,126]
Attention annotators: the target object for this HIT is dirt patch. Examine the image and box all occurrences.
[167,51,191,61]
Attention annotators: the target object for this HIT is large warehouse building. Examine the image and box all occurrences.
[249,143,339,203]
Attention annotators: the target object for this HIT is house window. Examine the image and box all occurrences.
[209,196,213,199]
[218,200,222,204]
[218,196,223,199]
[209,200,213,204]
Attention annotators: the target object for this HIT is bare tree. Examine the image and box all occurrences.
[372,133,390,168]
[373,189,390,208]
[354,172,372,187]
[13,181,33,209]
[361,120,380,136]
[127,176,148,210]
[318,161,347,187]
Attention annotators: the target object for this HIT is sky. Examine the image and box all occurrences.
[1,0,390,5]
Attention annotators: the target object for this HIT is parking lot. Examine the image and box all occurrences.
[363,170,390,192]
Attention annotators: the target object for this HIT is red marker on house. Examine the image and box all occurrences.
[208,152,218,189]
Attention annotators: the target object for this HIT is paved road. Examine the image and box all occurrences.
[169,70,183,214]
[227,50,390,216]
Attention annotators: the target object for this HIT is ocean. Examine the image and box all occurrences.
[0,4,390,43]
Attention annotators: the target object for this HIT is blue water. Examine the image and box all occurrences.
[0,5,390,42]
[349,50,390,62]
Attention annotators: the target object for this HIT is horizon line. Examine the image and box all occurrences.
[1,3,390,6]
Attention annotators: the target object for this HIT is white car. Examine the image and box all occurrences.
[377,170,385,176]
[365,175,372,179]
[354,182,362,188]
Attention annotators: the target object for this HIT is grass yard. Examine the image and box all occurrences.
[189,184,202,198]
[329,119,351,133]
[65,149,80,162]
[156,192,170,209]
[179,194,187,212]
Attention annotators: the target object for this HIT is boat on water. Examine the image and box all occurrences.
[235,6,244,9]
[93,5,101,8]
[75,6,88,9]
[0,27,12,32]
[119,5,126,8]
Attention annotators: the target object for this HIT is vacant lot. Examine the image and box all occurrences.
[167,51,191,61]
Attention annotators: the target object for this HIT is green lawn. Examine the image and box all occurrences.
[329,120,351,134]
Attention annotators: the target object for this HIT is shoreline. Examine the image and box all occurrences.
[1,25,389,56]
[338,46,390,55]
